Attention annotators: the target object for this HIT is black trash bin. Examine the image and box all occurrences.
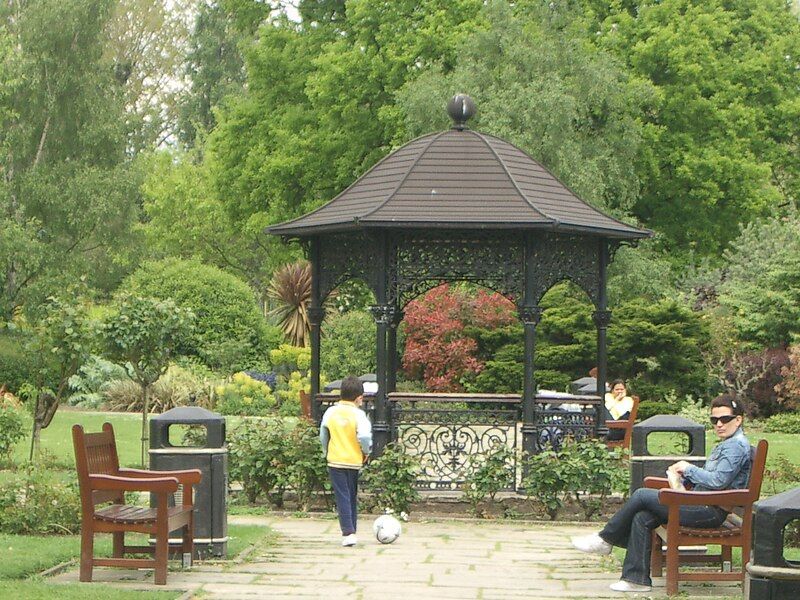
[149,407,227,558]
[630,415,706,492]
[745,486,800,600]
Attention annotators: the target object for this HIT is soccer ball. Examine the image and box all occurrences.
[373,514,402,544]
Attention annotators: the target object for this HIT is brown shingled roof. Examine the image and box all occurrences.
[269,128,650,239]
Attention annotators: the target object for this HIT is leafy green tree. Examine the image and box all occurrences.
[321,310,376,380]
[101,294,194,466]
[594,0,800,257]
[26,294,92,460]
[395,0,652,213]
[177,0,246,148]
[717,214,800,347]
[118,258,280,372]
[106,0,193,152]
[0,0,141,319]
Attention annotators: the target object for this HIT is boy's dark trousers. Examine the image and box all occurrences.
[328,467,359,536]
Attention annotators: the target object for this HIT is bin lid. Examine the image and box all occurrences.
[754,487,800,517]
[151,406,224,424]
[634,414,704,429]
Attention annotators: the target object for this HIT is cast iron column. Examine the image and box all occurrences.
[519,305,543,460]
[593,239,611,437]
[387,309,403,394]
[308,237,324,422]
[369,232,392,457]
[520,234,542,466]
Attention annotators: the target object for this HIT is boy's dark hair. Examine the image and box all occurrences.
[711,392,745,416]
[340,375,364,401]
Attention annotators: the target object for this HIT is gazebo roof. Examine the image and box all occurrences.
[269,98,650,240]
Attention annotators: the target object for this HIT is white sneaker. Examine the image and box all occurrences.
[571,533,612,555]
[609,580,652,592]
[341,534,357,547]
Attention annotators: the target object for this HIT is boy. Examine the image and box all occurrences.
[319,375,373,546]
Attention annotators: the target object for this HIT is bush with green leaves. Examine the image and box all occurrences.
[321,310,375,380]
[0,331,58,394]
[462,284,709,400]
[461,442,515,516]
[284,418,330,511]
[361,443,421,515]
[105,363,215,413]
[0,468,81,534]
[0,397,26,462]
[215,372,276,416]
[227,416,328,508]
[764,412,800,434]
[119,258,281,372]
[560,439,628,520]
[637,400,679,421]
[67,355,128,408]
[765,454,800,496]
[521,449,572,520]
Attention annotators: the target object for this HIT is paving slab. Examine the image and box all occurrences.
[49,515,744,599]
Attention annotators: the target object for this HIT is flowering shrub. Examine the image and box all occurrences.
[227,417,328,508]
[215,372,276,416]
[0,393,26,462]
[0,468,81,534]
[402,285,515,391]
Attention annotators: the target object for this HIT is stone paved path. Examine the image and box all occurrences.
[53,515,742,599]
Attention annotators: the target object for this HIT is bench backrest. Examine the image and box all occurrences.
[73,423,122,508]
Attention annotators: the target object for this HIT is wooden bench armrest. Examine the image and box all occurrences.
[657,488,751,507]
[89,474,179,493]
[643,476,670,489]
[119,467,202,486]
[606,419,629,429]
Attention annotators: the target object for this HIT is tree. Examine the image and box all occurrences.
[594,0,800,257]
[394,0,651,214]
[0,0,141,319]
[177,0,246,149]
[117,258,278,372]
[27,294,91,460]
[267,261,311,347]
[717,214,800,347]
[101,295,194,466]
[105,0,193,151]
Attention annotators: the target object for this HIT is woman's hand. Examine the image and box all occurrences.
[670,460,692,475]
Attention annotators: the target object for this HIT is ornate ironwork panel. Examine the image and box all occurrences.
[391,230,525,307]
[535,406,598,453]
[529,234,600,305]
[318,232,380,302]
[391,399,519,491]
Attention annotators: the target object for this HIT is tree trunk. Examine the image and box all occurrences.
[28,391,58,462]
[141,383,150,467]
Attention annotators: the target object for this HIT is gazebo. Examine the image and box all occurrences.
[269,94,651,465]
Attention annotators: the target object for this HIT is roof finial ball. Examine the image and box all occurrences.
[447,94,476,130]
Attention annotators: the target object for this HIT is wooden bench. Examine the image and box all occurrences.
[73,423,202,585]
[645,438,768,595]
[605,395,639,451]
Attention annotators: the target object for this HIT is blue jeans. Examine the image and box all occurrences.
[599,487,727,586]
[328,467,359,536]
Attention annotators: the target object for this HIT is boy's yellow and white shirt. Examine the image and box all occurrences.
[319,400,373,469]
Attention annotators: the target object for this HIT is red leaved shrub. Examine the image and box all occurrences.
[402,285,515,391]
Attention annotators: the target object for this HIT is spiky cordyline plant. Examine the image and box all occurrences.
[268,261,311,347]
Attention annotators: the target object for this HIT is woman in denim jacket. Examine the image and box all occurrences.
[571,393,751,593]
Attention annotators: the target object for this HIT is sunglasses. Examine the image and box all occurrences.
[710,415,739,425]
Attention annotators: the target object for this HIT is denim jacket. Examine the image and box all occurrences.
[683,428,751,491]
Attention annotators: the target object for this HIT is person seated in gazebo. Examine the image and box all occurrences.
[604,379,634,442]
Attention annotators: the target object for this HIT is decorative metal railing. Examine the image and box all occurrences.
[314,391,600,491]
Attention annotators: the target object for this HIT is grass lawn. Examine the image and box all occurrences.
[0,524,272,580]
[11,409,245,469]
[0,581,177,599]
